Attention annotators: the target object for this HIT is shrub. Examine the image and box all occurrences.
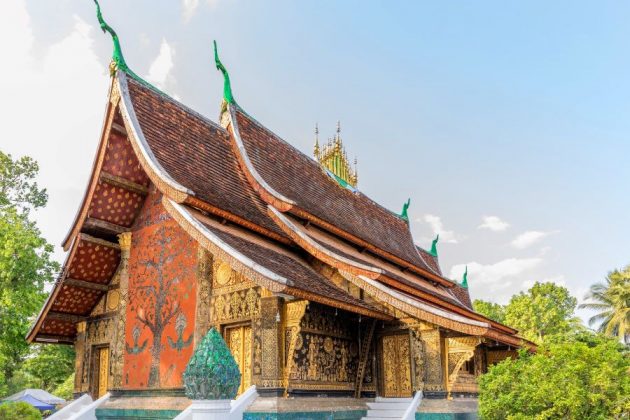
[0,401,41,420]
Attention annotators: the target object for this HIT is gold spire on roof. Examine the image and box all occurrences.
[313,121,358,187]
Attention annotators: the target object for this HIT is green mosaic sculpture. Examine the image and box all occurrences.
[461,266,469,289]
[183,327,241,400]
[213,40,235,104]
[400,198,411,222]
[430,234,439,257]
[93,0,129,75]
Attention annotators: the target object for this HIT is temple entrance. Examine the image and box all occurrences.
[225,324,252,395]
[381,334,412,397]
[96,347,109,398]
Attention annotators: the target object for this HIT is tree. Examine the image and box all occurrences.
[22,345,75,392]
[0,401,41,420]
[504,282,580,343]
[473,299,506,323]
[53,374,75,401]
[579,265,630,344]
[0,152,47,215]
[0,152,58,395]
[479,332,630,419]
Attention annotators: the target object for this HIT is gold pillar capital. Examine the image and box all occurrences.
[117,232,132,252]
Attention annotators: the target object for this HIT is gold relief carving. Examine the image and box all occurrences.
[409,327,426,391]
[381,334,412,397]
[91,296,105,316]
[110,80,121,106]
[282,300,307,394]
[446,336,480,395]
[420,329,443,392]
[111,231,131,389]
[216,261,232,286]
[261,328,279,378]
[323,337,334,354]
[97,347,109,398]
[226,325,252,395]
[194,247,213,345]
[117,232,132,252]
[288,304,359,390]
[107,290,120,311]
[211,287,261,323]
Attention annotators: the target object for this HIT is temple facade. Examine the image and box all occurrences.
[28,4,533,417]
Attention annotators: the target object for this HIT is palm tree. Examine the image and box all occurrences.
[579,265,630,344]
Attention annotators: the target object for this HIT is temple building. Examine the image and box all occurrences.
[28,3,533,418]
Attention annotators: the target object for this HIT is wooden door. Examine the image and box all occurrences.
[381,334,412,397]
[97,347,109,398]
[225,325,252,395]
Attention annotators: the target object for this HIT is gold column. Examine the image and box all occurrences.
[194,247,213,346]
[257,293,284,393]
[282,300,308,395]
[110,232,131,389]
[419,328,445,393]
[74,321,87,394]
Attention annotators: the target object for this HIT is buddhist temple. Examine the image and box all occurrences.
[27,3,534,418]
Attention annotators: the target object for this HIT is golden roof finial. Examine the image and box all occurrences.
[313,123,320,158]
[314,121,358,188]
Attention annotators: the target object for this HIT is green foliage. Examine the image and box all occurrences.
[473,299,506,323]
[579,265,630,343]
[504,282,580,343]
[0,152,59,397]
[23,345,75,392]
[0,401,41,420]
[53,374,75,401]
[0,152,47,215]
[479,332,630,420]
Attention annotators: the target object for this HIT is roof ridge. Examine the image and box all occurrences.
[231,104,413,227]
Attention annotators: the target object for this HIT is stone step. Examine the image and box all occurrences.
[367,402,410,410]
[375,396,412,402]
[367,409,406,417]
[362,417,404,420]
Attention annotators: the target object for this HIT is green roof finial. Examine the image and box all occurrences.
[400,198,411,222]
[461,266,469,289]
[430,234,439,257]
[94,0,129,76]
[213,40,235,104]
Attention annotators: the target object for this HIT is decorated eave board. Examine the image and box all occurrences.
[27,15,534,350]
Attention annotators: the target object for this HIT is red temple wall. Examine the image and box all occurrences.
[123,188,197,389]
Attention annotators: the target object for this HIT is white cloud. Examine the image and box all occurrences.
[420,214,460,243]
[181,0,200,22]
[450,258,543,302]
[0,1,107,263]
[511,230,555,249]
[146,38,177,94]
[478,215,510,232]
[181,0,221,22]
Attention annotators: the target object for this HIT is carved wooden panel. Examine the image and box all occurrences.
[381,334,412,397]
[225,325,252,395]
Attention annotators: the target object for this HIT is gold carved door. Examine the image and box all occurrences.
[97,347,109,398]
[225,325,252,395]
[381,334,412,397]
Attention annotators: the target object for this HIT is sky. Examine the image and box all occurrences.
[1,0,629,323]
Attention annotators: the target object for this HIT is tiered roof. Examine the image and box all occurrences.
[28,4,532,349]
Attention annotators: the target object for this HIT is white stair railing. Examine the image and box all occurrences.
[69,392,111,420]
[402,391,423,420]
[173,385,258,420]
[47,394,93,420]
